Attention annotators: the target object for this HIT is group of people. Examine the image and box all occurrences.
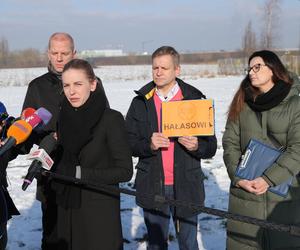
[0,32,299,250]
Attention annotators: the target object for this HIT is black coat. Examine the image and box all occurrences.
[22,71,108,201]
[125,78,217,217]
[22,71,63,134]
[0,149,20,250]
[22,71,66,202]
[55,109,133,250]
[0,148,20,223]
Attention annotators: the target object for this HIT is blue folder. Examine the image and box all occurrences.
[235,139,293,197]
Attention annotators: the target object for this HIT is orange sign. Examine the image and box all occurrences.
[161,99,215,137]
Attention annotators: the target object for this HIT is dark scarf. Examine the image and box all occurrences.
[244,80,291,112]
[54,86,106,209]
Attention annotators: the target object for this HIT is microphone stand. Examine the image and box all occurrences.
[41,169,300,237]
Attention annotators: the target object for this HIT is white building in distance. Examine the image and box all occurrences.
[78,49,125,58]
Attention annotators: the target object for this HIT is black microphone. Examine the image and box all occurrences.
[0,116,16,140]
[22,133,57,191]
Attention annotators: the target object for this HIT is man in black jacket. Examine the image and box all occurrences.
[22,32,76,250]
[22,32,108,250]
[126,46,217,250]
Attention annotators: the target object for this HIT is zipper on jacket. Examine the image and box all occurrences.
[140,92,165,207]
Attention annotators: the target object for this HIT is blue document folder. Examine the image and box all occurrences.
[235,139,293,197]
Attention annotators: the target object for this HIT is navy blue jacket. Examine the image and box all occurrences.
[125,78,217,217]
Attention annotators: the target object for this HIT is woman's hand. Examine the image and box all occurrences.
[251,177,270,195]
[53,132,58,140]
[236,179,257,193]
[236,177,269,195]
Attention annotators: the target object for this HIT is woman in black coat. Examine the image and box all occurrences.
[53,59,133,250]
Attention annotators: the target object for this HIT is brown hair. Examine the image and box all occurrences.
[62,59,96,82]
[152,46,180,67]
[227,50,292,121]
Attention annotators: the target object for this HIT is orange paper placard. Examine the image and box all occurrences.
[161,99,215,137]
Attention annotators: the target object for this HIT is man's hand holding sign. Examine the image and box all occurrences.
[151,133,198,152]
[151,99,215,152]
[178,136,199,151]
[150,132,170,151]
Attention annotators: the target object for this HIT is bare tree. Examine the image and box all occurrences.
[260,0,281,49]
[0,37,9,67]
[298,2,300,55]
[242,20,257,56]
[0,37,47,68]
[11,48,46,68]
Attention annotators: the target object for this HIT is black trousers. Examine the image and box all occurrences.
[40,188,58,250]
[0,222,7,250]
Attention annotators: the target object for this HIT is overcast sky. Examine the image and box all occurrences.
[0,0,299,53]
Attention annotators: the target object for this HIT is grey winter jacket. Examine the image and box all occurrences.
[223,77,300,249]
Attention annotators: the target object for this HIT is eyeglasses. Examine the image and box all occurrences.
[245,64,267,74]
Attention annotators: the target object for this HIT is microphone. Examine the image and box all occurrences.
[25,113,42,129]
[0,107,53,156]
[0,120,32,156]
[22,107,52,131]
[21,107,36,120]
[1,102,16,140]
[33,107,53,131]
[22,133,57,191]
[35,107,52,126]
[0,116,16,140]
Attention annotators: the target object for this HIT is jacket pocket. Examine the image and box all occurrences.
[135,161,151,194]
[133,114,152,138]
[184,159,205,182]
[185,168,205,182]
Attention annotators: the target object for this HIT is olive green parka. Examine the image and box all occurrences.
[223,76,300,249]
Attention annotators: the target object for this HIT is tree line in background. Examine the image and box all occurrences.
[0,0,299,69]
[0,37,47,68]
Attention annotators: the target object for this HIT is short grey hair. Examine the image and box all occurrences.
[48,32,75,52]
[152,46,180,67]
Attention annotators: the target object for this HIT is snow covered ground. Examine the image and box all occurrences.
[0,65,242,249]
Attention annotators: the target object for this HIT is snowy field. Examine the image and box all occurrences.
[0,65,242,250]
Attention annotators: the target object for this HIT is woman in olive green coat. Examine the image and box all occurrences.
[223,50,300,250]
